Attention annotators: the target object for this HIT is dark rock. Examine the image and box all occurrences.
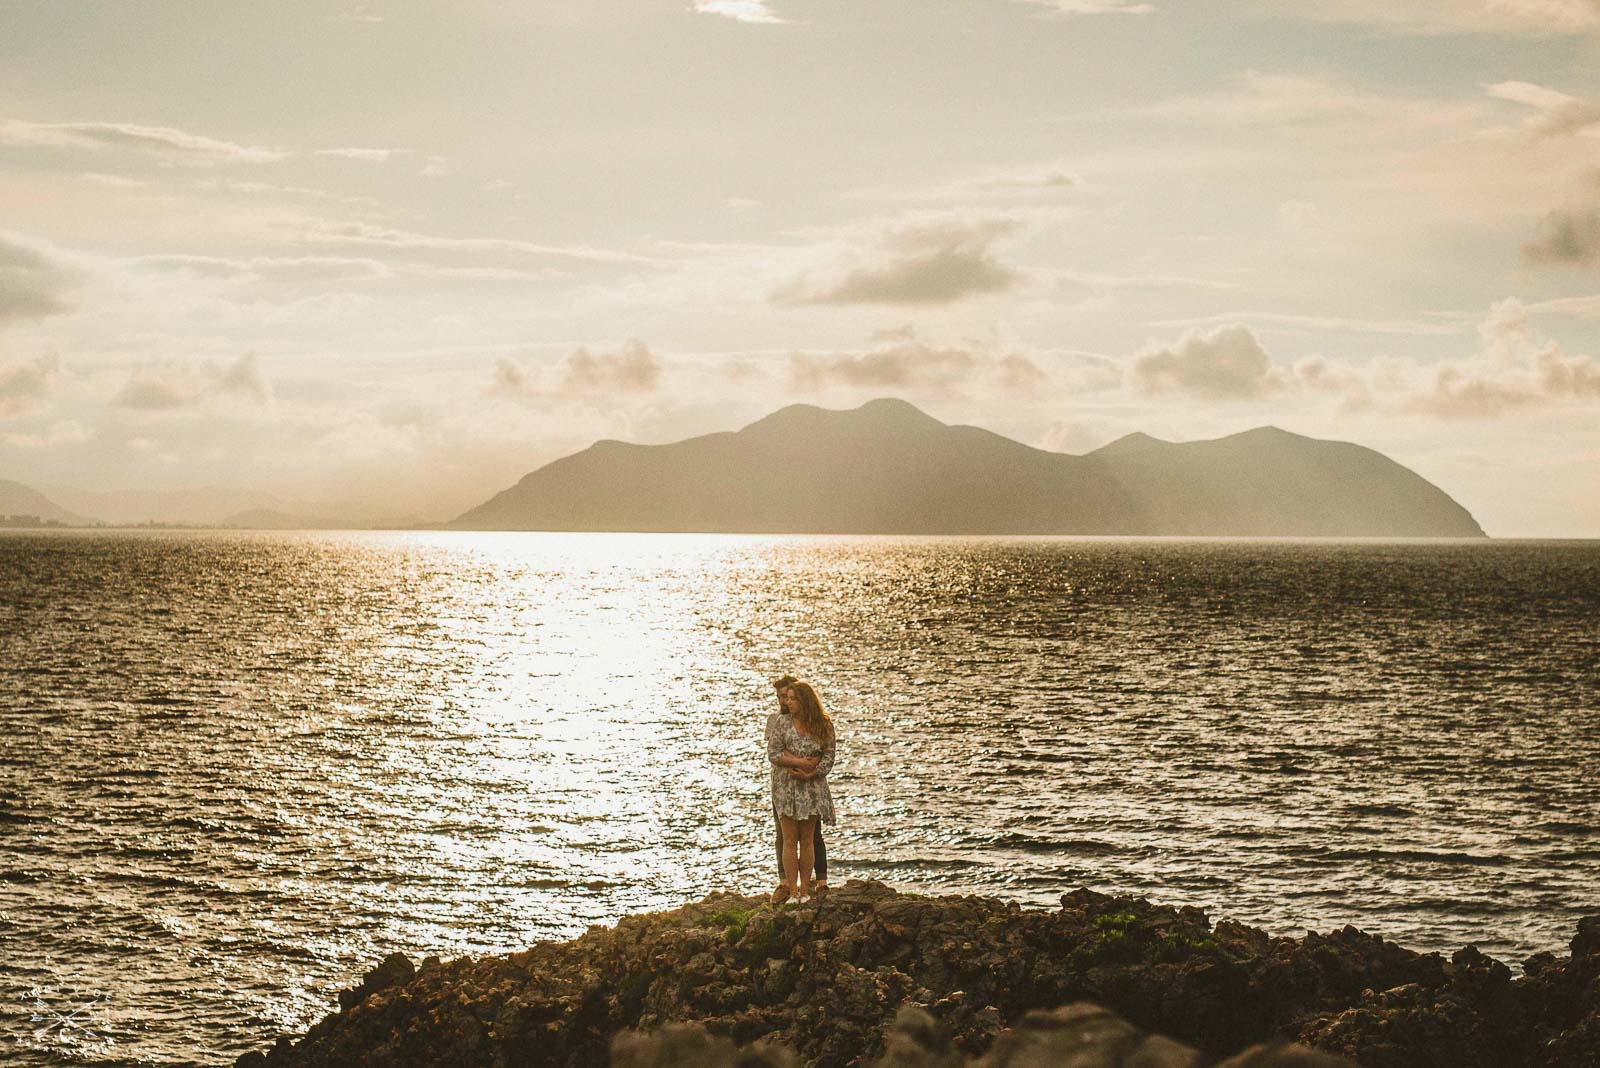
[611,1022,799,1067]
[336,951,415,1011]
[878,1005,962,1068]
[1215,1044,1354,1067]
[233,887,1600,1068]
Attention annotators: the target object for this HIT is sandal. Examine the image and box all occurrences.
[769,884,792,905]
[811,879,828,901]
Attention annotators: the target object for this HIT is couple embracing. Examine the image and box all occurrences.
[765,675,837,904]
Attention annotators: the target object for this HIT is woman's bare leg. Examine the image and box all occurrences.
[798,817,817,895]
[778,816,800,892]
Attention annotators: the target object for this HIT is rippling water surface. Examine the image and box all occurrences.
[2,532,1597,1066]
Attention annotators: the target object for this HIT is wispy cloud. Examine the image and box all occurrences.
[1147,311,1466,338]
[315,147,399,162]
[1485,80,1600,137]
[196,178,380,207]
[1301,0,1600,37]
[292,219,660,265]
[1016,0,1156,15]
[1527,293,1600,318]
[970,171,1076,192]
[692,1,787,25]
[1142,71,1453,126]
[0,118,288,164]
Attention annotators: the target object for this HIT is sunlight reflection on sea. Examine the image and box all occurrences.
[1,531,1596,1066]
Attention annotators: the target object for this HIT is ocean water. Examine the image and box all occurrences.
[1,531,1596,1067]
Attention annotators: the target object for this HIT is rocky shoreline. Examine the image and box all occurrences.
[235,881,1600,1067]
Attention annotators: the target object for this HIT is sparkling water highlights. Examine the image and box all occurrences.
[2,532,1597,1066]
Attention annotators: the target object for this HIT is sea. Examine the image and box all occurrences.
[1,531,1596,1066]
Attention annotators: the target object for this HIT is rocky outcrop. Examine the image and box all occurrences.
[233,881,1600,1067]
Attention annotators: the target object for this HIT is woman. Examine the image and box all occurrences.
[766,678,836,903]
[770,676,828,893]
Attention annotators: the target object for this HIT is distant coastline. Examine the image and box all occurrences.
[6,399,1495,538]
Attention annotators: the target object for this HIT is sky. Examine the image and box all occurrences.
[0,0,1597,534]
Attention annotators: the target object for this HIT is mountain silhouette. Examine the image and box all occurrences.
[450,398,1486,536]
[0,479,94,526]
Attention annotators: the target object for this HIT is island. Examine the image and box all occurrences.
[450,400,1486,537]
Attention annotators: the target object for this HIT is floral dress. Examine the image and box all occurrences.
[766,711,836,825]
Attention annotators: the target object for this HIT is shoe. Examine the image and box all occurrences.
[811,879,828,901]
[769,884,792,905]
[798,881,814,901]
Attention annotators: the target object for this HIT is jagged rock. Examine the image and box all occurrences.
[336,951,415,1011]
[232,884,1600,1067]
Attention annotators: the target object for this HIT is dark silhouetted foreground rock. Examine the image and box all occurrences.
[234,882,1600,1067]
[612,1002,1353,1067]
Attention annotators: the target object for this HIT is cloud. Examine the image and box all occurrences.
[1130,303,1599,418]
[0,118,287,165]
[1485,80,1600,136]
[315,147,398,162]
[970,171,1076,192]
[112,353,272,411]
[1303,0,1600,36]
[488,357,538,399]
[0,234,81,327]
[1016,0,1155,14]
[1415,296,1600,417]
[1523,208,1600,267]
[791,342,977,392]
[128,252,392,284]
[491,342,663,401]
[692,1,787,24]
[1143,71,1452,127]
[1486,80,1575,111]
[1131,324,1281,400]
[1415,365,1538,419]
[0,351,62,417]
[1148,310,1465,338]
[196,178,381,207]
[996,354,1049,392]
[776,215,1025,306]
[1,419,90,451]
[1528,293,1600,318]
[294,219,658,265]
[561,340,661,393]
[788,328,1049,396]
[80,171,150,188]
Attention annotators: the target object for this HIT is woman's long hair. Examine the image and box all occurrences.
[790,681,834,747]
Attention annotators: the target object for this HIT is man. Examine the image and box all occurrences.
[771,675,827,897]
